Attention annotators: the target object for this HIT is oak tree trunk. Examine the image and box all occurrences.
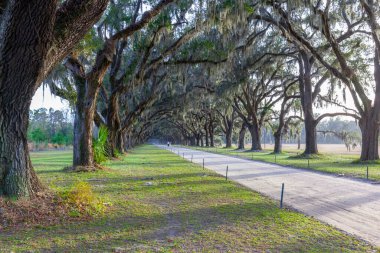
[107,93,123,156]
[205,127,209,147]
[359,112,380,161]
[273,132,282,154]
[298,51,319,155]
[210,133,214,147]
[297,135,301,150]
[304,118,318,155]
[248,124,262,151]
[0,1,57,197]
[116,129,125,153]
[238,123,247,150]
[209,124,215,147]
[190,136,196,146]
[0,108,43,197]
[73,80,99,170]
[225,128,233,148]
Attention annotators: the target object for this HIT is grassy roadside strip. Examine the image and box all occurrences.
[184,145,380,182]
[0,145,377,252]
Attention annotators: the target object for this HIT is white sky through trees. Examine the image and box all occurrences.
[31,86,69,110]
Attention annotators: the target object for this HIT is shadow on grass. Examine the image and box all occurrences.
[22,201,280,252]
[22,198,371,252]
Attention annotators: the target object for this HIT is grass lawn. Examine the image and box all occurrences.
[189,146,380,182]
[0,145,378,252]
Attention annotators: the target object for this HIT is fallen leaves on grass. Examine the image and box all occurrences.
[0,191,83,230]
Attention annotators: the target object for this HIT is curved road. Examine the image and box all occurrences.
[159,145,380,247]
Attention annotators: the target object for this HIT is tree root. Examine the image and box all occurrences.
[63,164,109,172]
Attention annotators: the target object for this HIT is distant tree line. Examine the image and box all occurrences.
[28,108,74,148]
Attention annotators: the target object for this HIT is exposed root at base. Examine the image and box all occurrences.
[63,164,110,172]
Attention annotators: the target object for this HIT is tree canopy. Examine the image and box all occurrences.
[1,0,380,198]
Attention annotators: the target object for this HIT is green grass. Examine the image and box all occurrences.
[0,145,378,252]
[189,145,380,182]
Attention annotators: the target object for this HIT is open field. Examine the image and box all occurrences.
[260,143,362,155]
[0,145,377,252]
[187,144,380,182]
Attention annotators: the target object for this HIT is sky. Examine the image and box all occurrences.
[31,86,69,110]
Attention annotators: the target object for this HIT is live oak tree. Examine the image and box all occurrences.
[53,0,234,165]
[233,70,284,151]
[0,0,109,197]
[255,0,380,161]
[237,121,248,150]
[51,0,176,171]
[215,100,236,148]
[102,12,205,156]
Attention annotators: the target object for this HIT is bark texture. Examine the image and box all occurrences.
[273,132,282,154]
[237,122,247,150]
[299,51,318,155]
[0,0,110,197]
[359,111,380,160]
[107,92,123,156]
[72,76,97,170]
[225,129,233,148]
[248,124,262,151]
[0,1,57,197]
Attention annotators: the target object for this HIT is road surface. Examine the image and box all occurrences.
[160,145,380,247]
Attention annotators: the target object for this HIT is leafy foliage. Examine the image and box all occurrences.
[29,128,47,145]
[93,125,109,164]
[60,181,106,217]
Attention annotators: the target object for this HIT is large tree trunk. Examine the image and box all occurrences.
[0,107,43,197]
[238,123,247,150]
[210,132,215,147]
[358,51,380,161]
[116,129,125,154]
[299,51,318,155]
[248,124,262,151]
[273,132,282,154]
[190,136,196,146]
[303,118,318,155]
[107,93,123,156]
[196,136,200,146]
[297,133,301,150]
[205,127,209,147]
[73,81,98,170]
[225,128,233,148]
[359,112,380,161]
[209,124,215,147]
[67,51,112,169]
[0,1,58,197]
[273,120,285,154]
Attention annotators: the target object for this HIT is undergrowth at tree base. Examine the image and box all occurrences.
[63,164,109,172]
[0,191,81,231]
[0,182,107,231]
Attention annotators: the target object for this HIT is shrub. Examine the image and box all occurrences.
[61,181,106,216]
[52,132,65,145]
[30,128,47,144]
[93,125,109,164]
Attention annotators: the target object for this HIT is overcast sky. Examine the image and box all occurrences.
[31,86,69,110]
